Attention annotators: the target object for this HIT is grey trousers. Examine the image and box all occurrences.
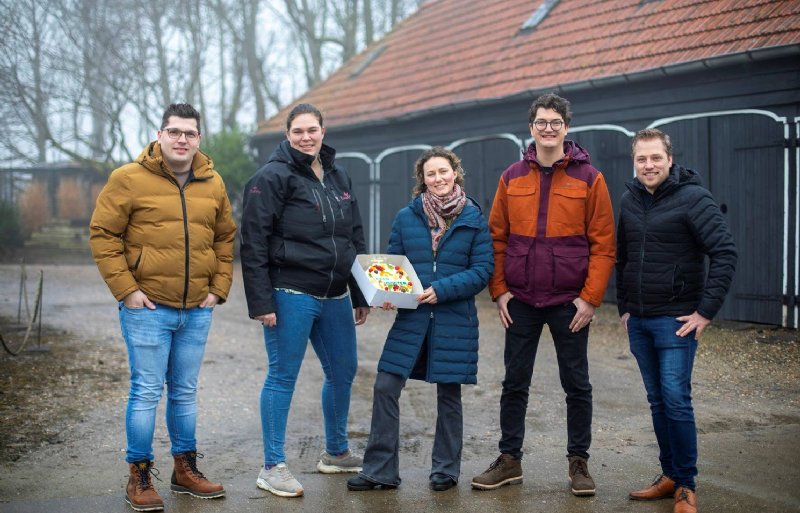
[359,371,463,486]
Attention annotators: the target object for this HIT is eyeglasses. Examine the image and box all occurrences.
[532,119,564,131]
[163,128,200,141]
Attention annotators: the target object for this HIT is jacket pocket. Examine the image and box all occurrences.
[269,240,286,266]
[504,240,530,290]
[552,244,589,292]
[506,185,537,222]
[550,187,587,235]
[670,265,685,301]
[125,245,146,281]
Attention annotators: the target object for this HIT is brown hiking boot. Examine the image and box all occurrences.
[567,455,596,496]
[629,474,675,501]
[170,451,225,499]
[126,461,163,512]
[673,486,697,513]
[470,454,523,490]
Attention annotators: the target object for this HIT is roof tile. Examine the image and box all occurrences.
[258,0,800,132]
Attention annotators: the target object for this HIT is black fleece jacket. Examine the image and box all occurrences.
[616,164,737,319]
[240,141,367,318]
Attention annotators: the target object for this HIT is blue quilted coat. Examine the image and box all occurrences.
[376,195,494,384]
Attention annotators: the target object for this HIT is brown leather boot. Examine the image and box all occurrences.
[126,461,163,512]
[629,474,675,500]
[673,486,697,513]
[171,451,225,498]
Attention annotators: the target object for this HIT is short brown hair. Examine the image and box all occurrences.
[528,93,572,126]
[412,147,466,197]
[160,103,201,130]
[632,128,672,158]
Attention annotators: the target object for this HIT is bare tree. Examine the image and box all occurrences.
[0,0,60,163]
[0,0,424,167]
[279,0,422,89]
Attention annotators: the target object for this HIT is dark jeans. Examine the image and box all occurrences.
[628,315,698,490]
[499,299,592,459]
[360,371,463,485]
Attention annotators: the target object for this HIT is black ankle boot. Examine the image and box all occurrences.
[346,475,397,491]
[429,473,457,491]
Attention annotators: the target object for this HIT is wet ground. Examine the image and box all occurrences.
[0,263,799,513]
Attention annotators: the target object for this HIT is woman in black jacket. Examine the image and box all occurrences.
[240,103,370,498]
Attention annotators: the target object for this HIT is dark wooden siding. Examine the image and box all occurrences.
[250,56,800,325]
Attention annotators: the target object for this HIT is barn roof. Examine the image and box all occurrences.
[257,0,800,134]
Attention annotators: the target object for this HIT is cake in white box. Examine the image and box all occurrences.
[351,254,424,309]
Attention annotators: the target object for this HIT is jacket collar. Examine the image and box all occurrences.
[137,141,214,181]
[627,163,702,201]
[523,140,591,169]
[270,140,338,180]
[409,194,482,229]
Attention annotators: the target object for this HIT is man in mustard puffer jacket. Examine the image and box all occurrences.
[90,103,236,512]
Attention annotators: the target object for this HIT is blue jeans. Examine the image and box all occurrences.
[628,315,698,490]
[119,304,213,463]
[260,290,358,466]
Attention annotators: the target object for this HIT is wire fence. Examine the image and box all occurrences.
[1,261,44,355]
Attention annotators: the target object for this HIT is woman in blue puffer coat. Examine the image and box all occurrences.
[347,147,494,492]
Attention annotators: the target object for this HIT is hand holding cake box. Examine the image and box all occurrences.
[351,255,424,309]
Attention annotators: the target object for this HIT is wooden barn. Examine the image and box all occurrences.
[251,0,800,327]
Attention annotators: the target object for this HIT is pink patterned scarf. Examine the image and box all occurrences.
[421,184,467,252]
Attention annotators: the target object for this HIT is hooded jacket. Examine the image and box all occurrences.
[615,164,737,319]
[89,142,237,308]
[488,141,615,308]
[240,141,367,317]
[376,195,493,384]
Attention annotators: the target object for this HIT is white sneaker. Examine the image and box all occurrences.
[256,463,304,497]
[316,450,363,473]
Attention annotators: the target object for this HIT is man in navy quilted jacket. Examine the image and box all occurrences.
[616,128,737,513]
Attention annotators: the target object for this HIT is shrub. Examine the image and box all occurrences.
[0,199,23,248]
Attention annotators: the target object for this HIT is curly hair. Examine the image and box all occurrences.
[528,92,572,126]
[412,147,466,197]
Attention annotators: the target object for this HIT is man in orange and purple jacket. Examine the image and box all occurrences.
[471,93,615,497]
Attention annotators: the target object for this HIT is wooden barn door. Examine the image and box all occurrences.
[374,146,430,252]
[569,127,635,304]
[652,111,788,325]
[447,134,524,216]
[337,153,374,252]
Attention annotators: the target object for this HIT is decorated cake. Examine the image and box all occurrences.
[366,263,413,293]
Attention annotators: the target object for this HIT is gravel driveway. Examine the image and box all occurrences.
[1,262,798,512]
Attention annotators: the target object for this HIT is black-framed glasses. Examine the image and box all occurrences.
[163,128,200,141]
[532,119,564,131]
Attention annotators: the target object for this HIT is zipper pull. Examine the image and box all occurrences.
[433,261,437,273]
[430,311,434,319]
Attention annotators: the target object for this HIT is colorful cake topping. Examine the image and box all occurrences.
[366,263,413,293]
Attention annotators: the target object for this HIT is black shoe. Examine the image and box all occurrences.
[429,473,457,491]
[346,475,397,491]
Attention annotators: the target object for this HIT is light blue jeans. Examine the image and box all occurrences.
[628,315,698,490]
[119,303,213,463]
[261,290,358,466]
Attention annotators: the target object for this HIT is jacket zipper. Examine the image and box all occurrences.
[179,184,190,308]
[322,186,338,297]
[312,188,327,223]
[637,199,647,314]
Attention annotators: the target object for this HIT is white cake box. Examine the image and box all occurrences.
[351,254,424,309]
